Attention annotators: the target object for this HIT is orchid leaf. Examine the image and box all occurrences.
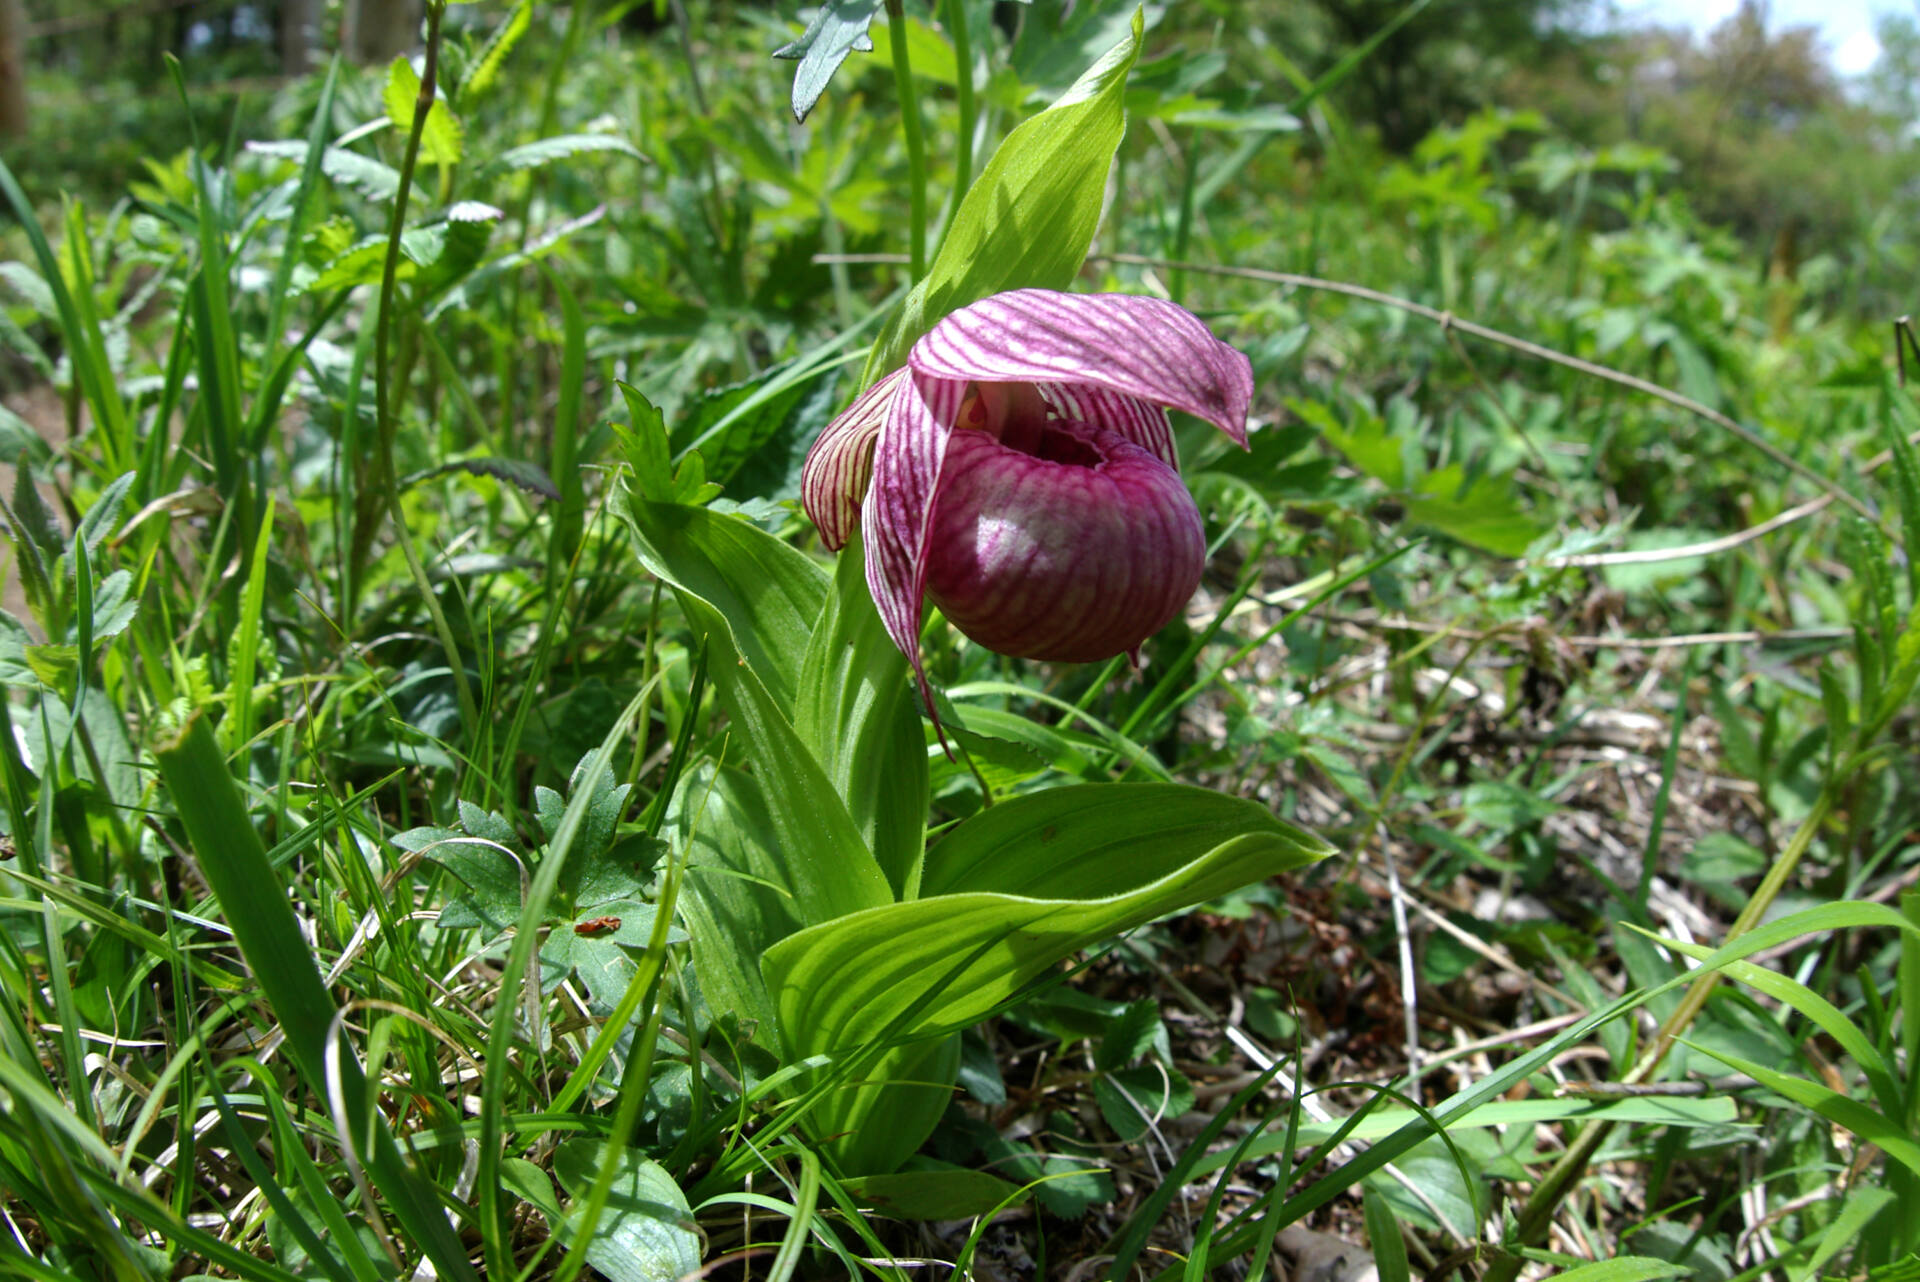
[795,533,930,900]
[839,1164,1028,1220]
[811,1032,963,1176]
[861,8,1145,382]
[668,763,810,1034]
[620,499,891,1028]
[772,0,881,123]
[620,500,825,709]
[763,784,1333,1169]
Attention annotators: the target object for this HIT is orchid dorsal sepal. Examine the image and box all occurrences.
[801,288,1255,731]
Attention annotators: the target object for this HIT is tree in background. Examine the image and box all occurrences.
[0,0,25,137]
[1504,0,1920,312]
[280,0,318,77]
[344,0,423,64]
[1267,0,1596,152]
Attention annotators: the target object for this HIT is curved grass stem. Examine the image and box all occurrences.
[1483,784,1840,1282]
[361,0,478,738]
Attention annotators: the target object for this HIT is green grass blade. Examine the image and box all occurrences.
[151,714,480,1281]
[543,262,587,572]
[474,677,660,1277]
[0,159,131,473]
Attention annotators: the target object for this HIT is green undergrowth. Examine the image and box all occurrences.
[1,3,1917,1280]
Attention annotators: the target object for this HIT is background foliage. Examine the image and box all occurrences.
[1,0,1918,1279]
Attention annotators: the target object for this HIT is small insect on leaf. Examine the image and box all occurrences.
[573,916,622,938]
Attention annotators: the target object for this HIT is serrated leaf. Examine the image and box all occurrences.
[82,570,137,647]
[458,800,517,848]
[484,134,646,176]
[10,462,63,561]
[668,365,821,492]
[772,0,882,122]
[1095,1064,1194,1141]
[307,238,401,293]
[0,261,56,317]
[385,57,464,166]
[461,0,531,101]
[616,383,720,506]
[402,455,558,501]
[0,303,53,380]
[247,139,401,201]
[0,610,34,687]
[426,840,525,935]
[78,472,134,551]
[1094,998,1163,1071]
[25,643,78,688]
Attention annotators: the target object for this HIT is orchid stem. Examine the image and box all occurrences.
[886,0,928,280]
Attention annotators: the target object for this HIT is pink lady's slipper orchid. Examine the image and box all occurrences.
[801,288,1253,717]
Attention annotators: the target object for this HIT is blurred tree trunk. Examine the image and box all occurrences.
[281,0,319,76]
[0,0,26,137]
[344,0,422,64]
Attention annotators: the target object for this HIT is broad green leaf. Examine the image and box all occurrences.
[811,1032,962,1176]
[919,782,1327,901]
[1363,1190,1411,1282]
[860,9,1144,382]
[668,762,878,1033]
[795,535,929,899]
[384,57,464,166]
[840,1163,1027,1220]
[620,499,826,709]
[1362,1131,1486,1238]
[552,1143,699,1282]
[945,701,1100,780]
[766,783,1330,1056]
[762,785,1327,1171]
[621,499,891,1022]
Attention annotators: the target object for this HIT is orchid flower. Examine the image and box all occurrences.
[802,289,1254,721]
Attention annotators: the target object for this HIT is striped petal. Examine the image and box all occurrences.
[800,367,908,551]
[1036,382,1175,468]
[865,369,968,714]
[909,289,1252,448]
